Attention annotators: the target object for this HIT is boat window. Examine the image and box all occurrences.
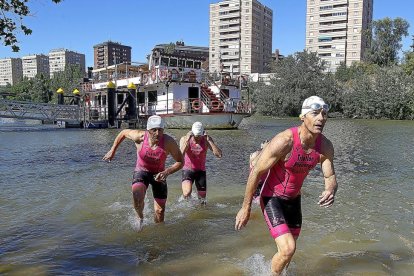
[178,59,185,67]
[154,58,159,66]
[194,62,201,69]
[169,58,178,67]
[186,60,194,68]
[137,92,145,104]
[102,95,107,106]
[161,57,169,66]
[148,90,157,103]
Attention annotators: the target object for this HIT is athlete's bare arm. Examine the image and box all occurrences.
[318,136,337,207]
[103,129,145,161]
[155,135,184,182]
[179,131,193,154]
[206,135,222,158]
[235,129,293,230]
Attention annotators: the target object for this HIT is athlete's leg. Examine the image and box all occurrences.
[152,179,168,223]
[271,233,296,275]
[182,170,194,199]
[194,171,207,203]
[132,182,147,220]
[153,198,166,223]
[182,180,193,199]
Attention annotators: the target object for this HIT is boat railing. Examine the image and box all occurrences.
[136,97,251,117]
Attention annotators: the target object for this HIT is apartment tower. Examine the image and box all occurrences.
[93,41,132,69]
[0,58,23,86]
[209,0,273,76]
[22,54,50,79]
[49,48,86,78]
[305,0,373,72]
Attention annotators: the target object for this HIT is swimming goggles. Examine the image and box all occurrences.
[303,103,329,112]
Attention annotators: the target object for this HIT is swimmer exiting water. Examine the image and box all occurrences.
[179,122,222,203]
[103,115,183,225]
[235,96,338,275]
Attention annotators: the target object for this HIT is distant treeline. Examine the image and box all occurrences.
[249,18,414,120]
[249,51,414,120]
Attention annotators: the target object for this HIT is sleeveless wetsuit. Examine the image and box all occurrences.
[182,136,208,195]
[260,127,322,238]
[132,131,168,200]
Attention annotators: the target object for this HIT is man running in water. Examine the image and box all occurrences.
[179,122,222,203]
[103,115,183,225]
[235,96,338,275]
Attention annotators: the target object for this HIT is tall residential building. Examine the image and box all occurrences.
[0,58,23,86]
[209,0,273,76]
[305,0,373,72]
[49,48,86,78]
[22,54,50,79]
[93,41,131,69]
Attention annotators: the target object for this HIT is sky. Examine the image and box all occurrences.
[1,0,414,67]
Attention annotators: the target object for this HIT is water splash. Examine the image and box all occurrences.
[242,253,271,276]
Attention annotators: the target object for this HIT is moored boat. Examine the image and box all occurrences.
[82,42,251,129]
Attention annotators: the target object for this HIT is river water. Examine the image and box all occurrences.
[1,117,413,275]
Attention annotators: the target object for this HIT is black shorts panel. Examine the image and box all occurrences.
[132,170,168,199]
[182,170,207,192]
[261,195,302,229]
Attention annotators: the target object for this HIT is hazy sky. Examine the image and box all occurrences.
[1,0,413,66]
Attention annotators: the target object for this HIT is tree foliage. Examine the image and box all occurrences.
[365,17,410,66]
[0,0,61,52]
[7,65,83,104]
[49,65,84,103]
[251,51,339,117]
[11,73,51,102]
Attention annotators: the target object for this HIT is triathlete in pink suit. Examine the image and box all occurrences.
[235,96,338,275]
[103,115,183,224]
[180,122,222,203]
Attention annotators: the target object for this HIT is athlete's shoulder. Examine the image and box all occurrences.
[267,129,294,157]
[320,134,334,157]
[274,128,294,146]
[124,129,145,142]
[164,133,179,145]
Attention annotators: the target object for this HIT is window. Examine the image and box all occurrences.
[354,3,359,8]
[309,39,313,43]
[310,16,314,21]
[161,57,169,66]
[169,58,177,67]
[186,60,194,68]
[353,28,358,33]
[178,59,185,67]
[354,11,359,16]
[148,91,157,103]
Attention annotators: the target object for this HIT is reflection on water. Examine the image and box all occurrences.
[1,117,413,275]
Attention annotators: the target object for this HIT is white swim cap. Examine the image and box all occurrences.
[147,115,165,130]
[191,121,204,136]
[300,96,329,117]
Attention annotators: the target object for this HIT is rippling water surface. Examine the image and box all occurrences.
[1,117,413,275]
